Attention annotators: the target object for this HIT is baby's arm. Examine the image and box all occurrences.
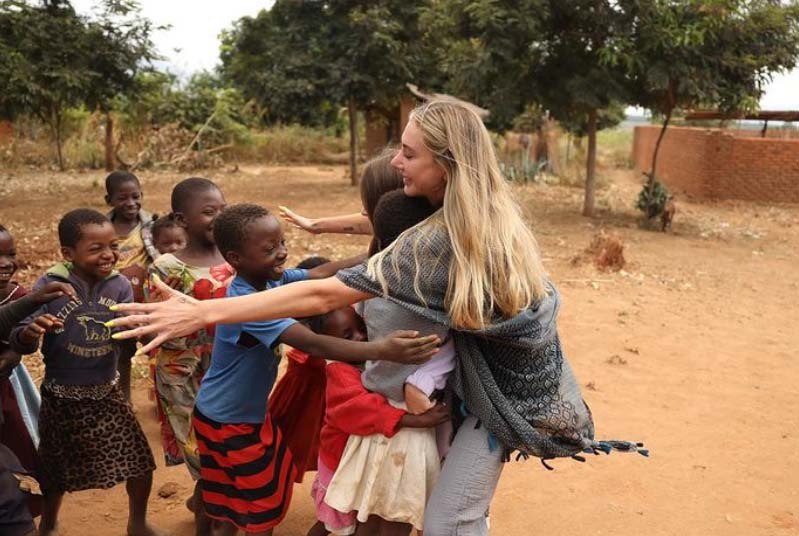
[404,337,457,415]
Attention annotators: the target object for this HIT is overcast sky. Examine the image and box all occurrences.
[72,0,797,111]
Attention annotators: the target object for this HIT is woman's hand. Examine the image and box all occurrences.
[374,330,440,365]
[109,276,205,355]
[278,206,319,234]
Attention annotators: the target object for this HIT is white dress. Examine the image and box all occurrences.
[323,400,441,530]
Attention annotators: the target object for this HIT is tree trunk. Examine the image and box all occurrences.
[51,106,64,171]
[348,98,359,186]
[648,107,672,194]
[582,109,598,217]
[105,112,115,172]
[565,133,572,163]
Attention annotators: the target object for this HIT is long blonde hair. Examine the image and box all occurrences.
[368,98,548,329]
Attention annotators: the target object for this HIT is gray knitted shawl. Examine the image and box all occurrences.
[337,222,645,463]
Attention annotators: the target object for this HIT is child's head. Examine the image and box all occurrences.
[360,148,404,225]
[372,189,436,252]
[303,306,367,343]
[151,213,187,255]
[58,209,119,282]
[0,224,18,291]
[213,204,286,285]
[104,171,142,222]
[296,256,330,270]
[171,177,225,246]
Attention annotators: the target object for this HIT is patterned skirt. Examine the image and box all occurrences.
[193,408,296,533]
[38,383,155,493]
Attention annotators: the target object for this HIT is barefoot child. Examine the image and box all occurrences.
[104,171,158,401]
[143,177,232,533]
[9,209,163,536]
[187,204,439,536]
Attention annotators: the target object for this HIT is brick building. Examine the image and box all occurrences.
[632,125,799,203]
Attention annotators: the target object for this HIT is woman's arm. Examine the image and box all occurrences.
[110,276,374,354]
[279,206,372,235]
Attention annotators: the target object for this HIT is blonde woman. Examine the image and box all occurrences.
[113,99,638,535]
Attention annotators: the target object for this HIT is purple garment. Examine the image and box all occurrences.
[405,338,456,397]
[10,263,134,386]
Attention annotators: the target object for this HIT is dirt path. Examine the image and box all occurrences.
[3,165,797,535]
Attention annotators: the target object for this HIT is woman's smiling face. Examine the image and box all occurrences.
[391,121,447,206]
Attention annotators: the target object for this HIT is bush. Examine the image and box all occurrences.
[636,177,670,219]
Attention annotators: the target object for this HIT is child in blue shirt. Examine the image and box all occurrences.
[191,203,440,535]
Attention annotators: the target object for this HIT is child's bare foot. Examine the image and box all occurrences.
[127,521,172,536]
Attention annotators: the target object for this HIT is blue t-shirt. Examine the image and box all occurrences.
[195,269,308,423]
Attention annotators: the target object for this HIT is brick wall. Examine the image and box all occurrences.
[632,125,799,203]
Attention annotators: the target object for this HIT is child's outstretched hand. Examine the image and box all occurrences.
[278,205,318,234]
[31,282,76,304]
[376,330,440,365]
[18,314,63,345]
[400,402,450,429]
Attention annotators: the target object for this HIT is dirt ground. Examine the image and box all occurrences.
[2,164,798,535]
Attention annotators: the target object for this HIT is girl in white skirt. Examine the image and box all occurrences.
[324,190,456,535]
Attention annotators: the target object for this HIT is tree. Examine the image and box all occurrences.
[221,0,436,184]
[613,0,799,218]
[0,0,157,170]
[84,0,159,171]
[422,0,633,216]
[220,2,339,127]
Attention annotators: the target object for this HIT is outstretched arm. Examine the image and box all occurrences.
[110,276,373,354]
[279,206,372,235]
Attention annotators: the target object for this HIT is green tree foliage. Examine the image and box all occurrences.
[116,71,254,148]
[0,0,157,170]
[420,0,545,131]
[424,0,632,216]
[220,2,338,126]
[221,0,436,183]
[608,0,799,218]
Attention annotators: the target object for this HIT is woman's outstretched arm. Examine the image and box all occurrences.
[279,206,372,235]
[110,276,373,354]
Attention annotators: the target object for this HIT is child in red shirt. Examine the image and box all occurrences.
[304,306,449,536]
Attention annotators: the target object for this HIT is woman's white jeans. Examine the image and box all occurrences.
[424,416,504,535]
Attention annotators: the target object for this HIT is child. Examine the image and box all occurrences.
[0,225,45,516]
[0,260,73,536]
[324,190,455,535]
[105,171,158,300]
[143,177,231,532]
[151,213,188,256]
[105,171,158,402]
[9,209,163,536]
[305,305,449,536]
[268,256,331,484]
[189,204,439,536]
